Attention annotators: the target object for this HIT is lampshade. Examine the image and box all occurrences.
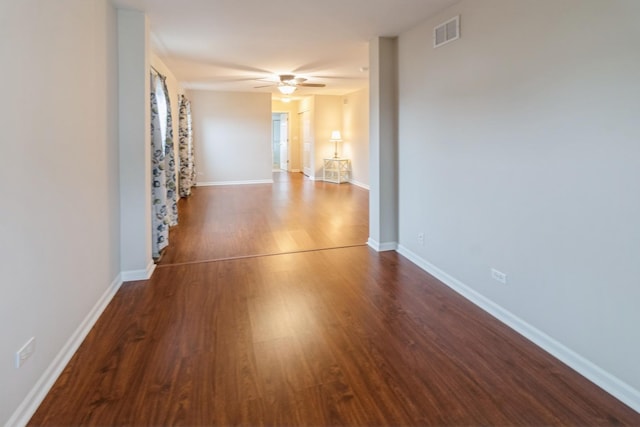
[278,84,296,95]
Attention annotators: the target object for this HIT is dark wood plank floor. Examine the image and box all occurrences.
[158,172,369,265]
[30,173,639,426]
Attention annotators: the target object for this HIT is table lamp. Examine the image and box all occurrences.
[330,130,342,159]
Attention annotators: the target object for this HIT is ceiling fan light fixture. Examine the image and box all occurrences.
[278,84,296,95]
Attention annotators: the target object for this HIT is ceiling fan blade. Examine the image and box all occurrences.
[203,60,272,75]
[254,84,276,88]
[311,75,367,80]
[204,76,266,83]
[297,83,326,87]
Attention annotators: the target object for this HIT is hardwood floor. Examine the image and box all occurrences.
[158,172,369,265]
[30,173,639,426]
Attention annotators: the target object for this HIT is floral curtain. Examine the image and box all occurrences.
[150,73,169,258]
[159,76,178,227]
[150,71,179,259]
[178,94,196,197]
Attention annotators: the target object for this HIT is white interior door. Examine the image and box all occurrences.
[301,110,311,176]
[279,113,288,171]
[272,115,280,169]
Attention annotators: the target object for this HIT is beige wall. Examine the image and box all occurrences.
[187,93,362,184]
[0,0,120,424]
[297,95,344,180]
[312,96,343,179]
[295,93,369,184]
[342,89,370,188]
[190,90,273,184]
[397,0,640,406]
[298,96,315,177]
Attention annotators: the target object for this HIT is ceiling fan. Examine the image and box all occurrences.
[254,74,326,94]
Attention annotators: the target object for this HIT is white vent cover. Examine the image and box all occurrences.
[434,15,460,48]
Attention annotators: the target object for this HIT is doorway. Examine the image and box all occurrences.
[300,110,311,177]
[272,112,289,171]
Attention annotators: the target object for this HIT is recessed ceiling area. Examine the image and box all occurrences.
[112,0,460,95]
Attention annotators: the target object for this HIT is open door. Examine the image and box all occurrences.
[279,113,288,171]
[300,110,312,177]
[272,114,281,170]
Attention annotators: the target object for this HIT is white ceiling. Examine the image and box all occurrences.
[112,0,460,96]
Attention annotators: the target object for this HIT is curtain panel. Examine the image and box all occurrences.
[150,73,169,258]
[178,95,196,197]
[160,76,178,227]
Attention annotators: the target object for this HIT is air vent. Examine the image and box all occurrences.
[434,15,460,48]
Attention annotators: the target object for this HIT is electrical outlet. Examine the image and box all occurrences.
[491,268,507,284]
[417,232,425,246]
[16,337,36,368]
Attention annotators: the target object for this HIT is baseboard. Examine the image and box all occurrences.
[291,169,301,173]
[396,244,640,413]
[349,180,370,190]
[5,274,124,427]
[121,259,156,282]
[197,179,274,186]
[367,238,398,252]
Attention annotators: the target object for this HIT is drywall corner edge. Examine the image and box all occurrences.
[367,238,398,252]
[121,260,156,282]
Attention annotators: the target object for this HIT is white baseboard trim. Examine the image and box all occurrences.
[291,169,301,173]
[367,238,398,252]
[396,244,640,413]
[121,259,156,282]
[350,180,370,190]
[6,274,124,427]
[197,179,274,187]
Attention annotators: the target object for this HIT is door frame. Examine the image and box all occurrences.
[272,111,290,172]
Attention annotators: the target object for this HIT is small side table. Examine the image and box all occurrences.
[323,158,350,184]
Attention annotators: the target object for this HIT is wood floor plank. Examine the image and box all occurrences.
[158,172,369,265]
[28,173,640,426]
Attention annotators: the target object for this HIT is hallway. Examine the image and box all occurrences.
[29,175,640,426]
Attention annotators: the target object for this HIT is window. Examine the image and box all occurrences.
[155,77,168,150]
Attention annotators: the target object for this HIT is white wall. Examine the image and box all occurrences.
[369,37,399,250]
[118,9,153,278]
[342,89,370,188]
[0,0,120,424]
[190,91,273,184]
[397,0,640,406]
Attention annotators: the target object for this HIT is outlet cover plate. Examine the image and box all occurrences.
[16,337,36,368]
[491,268,507,284]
